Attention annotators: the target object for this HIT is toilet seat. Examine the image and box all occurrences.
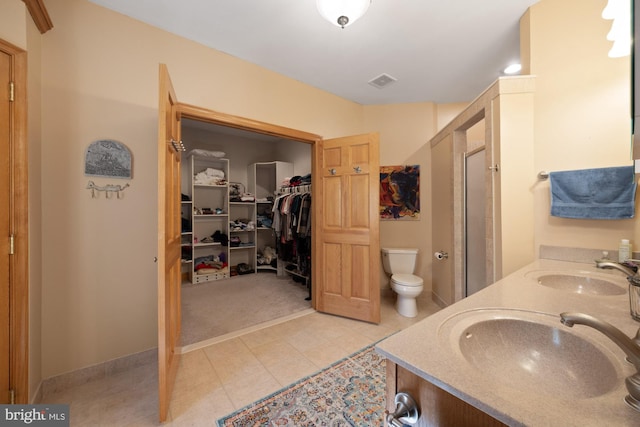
[391,273,423,286]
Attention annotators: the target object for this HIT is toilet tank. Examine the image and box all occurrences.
[381,248,419,274]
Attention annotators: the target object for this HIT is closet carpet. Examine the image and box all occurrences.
[181,273,311,346]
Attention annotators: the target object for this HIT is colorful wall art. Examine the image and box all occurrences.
[379,165,420,220]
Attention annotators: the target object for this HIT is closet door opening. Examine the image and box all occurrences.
[177,118,314,348]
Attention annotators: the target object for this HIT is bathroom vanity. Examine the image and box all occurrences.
[376,259,640,426]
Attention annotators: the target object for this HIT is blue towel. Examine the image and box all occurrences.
[549,166,637,219]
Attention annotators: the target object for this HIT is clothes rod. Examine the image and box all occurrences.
[278,184,311,194]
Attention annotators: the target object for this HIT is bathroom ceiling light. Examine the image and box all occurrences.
[503,64,522,75]
[602,0,631,58]
[316,0,371,29]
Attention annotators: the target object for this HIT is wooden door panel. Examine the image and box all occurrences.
[347,174,370,228]
[322,231,370,245]
[324,147,342,169]
[323,177,343,227]
[348,143,370,171]
[350,245,370,299]
[323,243,342,294]
[157,64,182,422]
[315,133,380,324]
[0,47,10,405]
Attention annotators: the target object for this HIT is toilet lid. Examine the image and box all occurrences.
[392,274,423,286]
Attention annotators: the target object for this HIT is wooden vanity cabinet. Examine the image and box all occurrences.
[385,360,506,427]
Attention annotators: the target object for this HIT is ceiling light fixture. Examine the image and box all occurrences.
[316,0,371,29]
[503,64,522,75]
[602,0,631,58]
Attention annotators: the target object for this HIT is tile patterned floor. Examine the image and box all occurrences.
[42,289,441,426]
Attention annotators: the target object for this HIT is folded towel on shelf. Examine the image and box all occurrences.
[549,165,637,219]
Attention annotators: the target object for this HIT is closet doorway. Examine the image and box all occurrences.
[178,118,313,347]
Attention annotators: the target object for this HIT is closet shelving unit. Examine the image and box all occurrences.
[228,201,256,274]
[181,201,193,269]
[248,161,294,274]
[255,199,276,272]
[186,154,230,284]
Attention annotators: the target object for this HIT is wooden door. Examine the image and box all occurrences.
[0,46,11,405]
[157,64,182,422]
[0,39,28,405]
[314,133,380,323]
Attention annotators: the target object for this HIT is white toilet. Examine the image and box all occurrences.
[381,248,424,317]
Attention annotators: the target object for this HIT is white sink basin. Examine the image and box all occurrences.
[438,309,622,399]
[525,270,626,296]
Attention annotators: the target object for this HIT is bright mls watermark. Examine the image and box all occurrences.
[0,405,69,426]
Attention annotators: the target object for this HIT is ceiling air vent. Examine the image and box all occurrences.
[368,73,397,89]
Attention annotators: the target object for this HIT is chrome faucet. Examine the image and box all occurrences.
[595,260,638,278]
[560,312,640,412]
[596,260,640,321]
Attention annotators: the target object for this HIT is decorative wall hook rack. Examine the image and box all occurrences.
[87,180,130,199]
[171,139,186,153]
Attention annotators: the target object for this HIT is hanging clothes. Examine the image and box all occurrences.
[272,182,312,278]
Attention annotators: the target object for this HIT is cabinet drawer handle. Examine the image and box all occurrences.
[329,168,336,175]
[386,392,419,426]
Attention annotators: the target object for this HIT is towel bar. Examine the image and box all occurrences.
[538,171,549,180]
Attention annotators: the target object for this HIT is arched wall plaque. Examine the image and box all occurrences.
[85,139,132,179]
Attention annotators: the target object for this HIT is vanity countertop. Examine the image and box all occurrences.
[376,259,640,426]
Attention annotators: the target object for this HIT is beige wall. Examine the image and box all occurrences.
[362,102,467,294]
[524,0,637,252]
[0,1,27,48]
[363,103,437,291]
[27,13,44,401]
[495,89,536,276]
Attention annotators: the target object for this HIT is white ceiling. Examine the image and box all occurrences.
[87,0,540,105]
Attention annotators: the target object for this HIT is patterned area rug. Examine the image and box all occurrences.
[217,344,386,426]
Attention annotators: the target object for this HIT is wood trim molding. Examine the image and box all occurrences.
[178,103,321,143]
[22,0,53,34]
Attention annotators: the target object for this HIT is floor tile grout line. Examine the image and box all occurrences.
[179,308,316,354]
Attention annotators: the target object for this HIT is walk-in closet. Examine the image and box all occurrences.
[178,118,313,347]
